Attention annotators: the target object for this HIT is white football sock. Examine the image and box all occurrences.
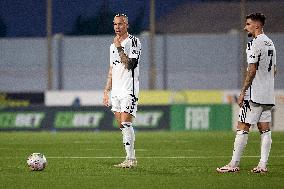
[121,122,135,160]
[230,130,249,167]
[259,130,272,168]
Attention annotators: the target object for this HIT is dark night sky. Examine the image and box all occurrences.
[0,0,192,37]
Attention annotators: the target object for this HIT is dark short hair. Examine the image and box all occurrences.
[246,13,266,26]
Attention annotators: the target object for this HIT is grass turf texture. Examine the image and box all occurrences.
[0,131,283,189]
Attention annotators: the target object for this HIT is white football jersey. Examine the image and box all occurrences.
[246,34,276,105]
[110,34,141,98]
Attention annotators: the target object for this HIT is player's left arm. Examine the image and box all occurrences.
[273,49,277,77]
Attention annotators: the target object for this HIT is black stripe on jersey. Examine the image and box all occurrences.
[132,38,138,47]
[268,50,273,72]
[130,54,140,102]
[129,35,138,47]
[256,53,261,70]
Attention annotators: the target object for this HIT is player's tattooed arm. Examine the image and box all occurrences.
[238,63,257,107]
[114,36,137,70]
[103,67,112,107]
[117,47,136,70]
[104,66,112,93]
[240,63,257,95]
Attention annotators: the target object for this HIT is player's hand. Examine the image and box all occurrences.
[103,92,110,107]
[237,93,245,108]
[113,36,122,47]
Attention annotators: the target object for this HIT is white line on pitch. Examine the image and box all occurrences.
[45,155,284,159]
[1,155,284,159]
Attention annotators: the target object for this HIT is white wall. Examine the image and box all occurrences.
[1,33,284,92]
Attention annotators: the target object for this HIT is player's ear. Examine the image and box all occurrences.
[255,22,261,29]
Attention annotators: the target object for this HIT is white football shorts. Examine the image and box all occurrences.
[111,95,138,117]
[238,100,273,124]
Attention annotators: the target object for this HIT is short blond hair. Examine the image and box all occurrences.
[114,13,129,24]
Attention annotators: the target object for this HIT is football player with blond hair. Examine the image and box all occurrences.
[103,14,141,168]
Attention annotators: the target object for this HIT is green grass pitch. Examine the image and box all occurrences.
[0,131,283,189]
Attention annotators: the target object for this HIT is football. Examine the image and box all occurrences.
[27,153,47,171]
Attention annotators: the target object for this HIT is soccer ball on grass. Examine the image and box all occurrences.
[27,153,47,171]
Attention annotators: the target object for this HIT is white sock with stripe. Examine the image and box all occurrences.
[259,130,272,168]
[230,130,248,167]
[121,122,135,160]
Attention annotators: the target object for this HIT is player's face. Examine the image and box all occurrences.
[113,16,128,36]
[244,19,256,37]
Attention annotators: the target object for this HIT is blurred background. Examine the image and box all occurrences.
[0,0,284,131]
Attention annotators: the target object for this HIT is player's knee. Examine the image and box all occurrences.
[237,121,250,131]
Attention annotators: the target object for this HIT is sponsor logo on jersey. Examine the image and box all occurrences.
[264,41,272,46]
[132,50,139,55]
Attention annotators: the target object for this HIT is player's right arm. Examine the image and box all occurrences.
[103,66,112,107]
[114,36,141,70]
[238,63,257,107]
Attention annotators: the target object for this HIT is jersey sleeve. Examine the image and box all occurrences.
[246,41,261,64]
[128,37,142,59]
